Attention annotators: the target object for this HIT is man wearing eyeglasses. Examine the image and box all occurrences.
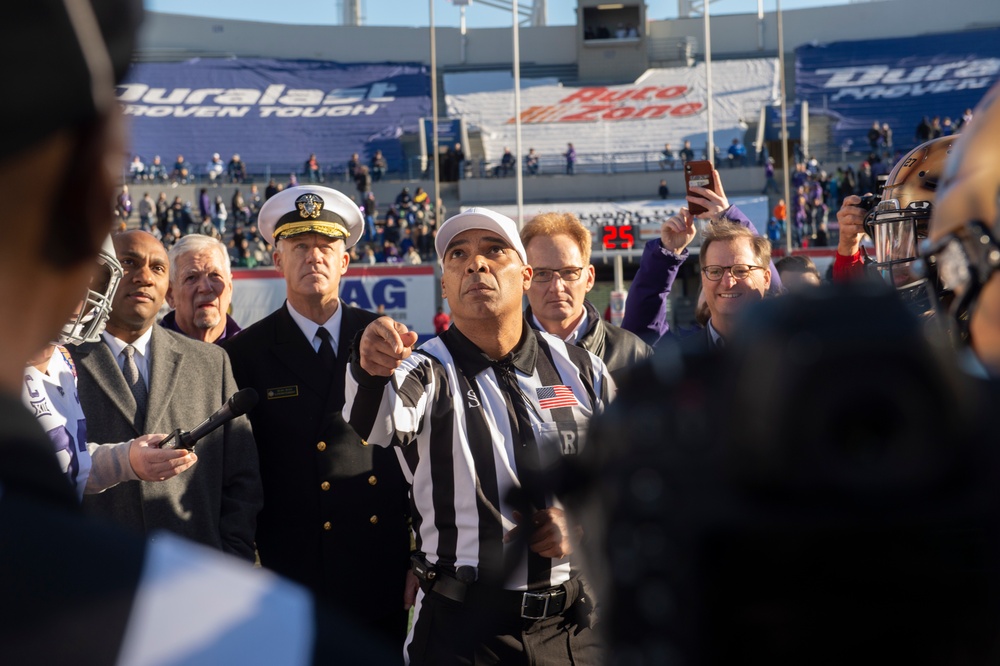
[622,169,782,345]
[692,222,773,351]
[521,212,652,380]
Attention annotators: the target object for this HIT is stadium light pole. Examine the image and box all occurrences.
[430,0,441,220]
[460,4,467,63]
[704,1,714,165]
[757,0,765,50]
[777,0,792,255]
[512,1,525,227]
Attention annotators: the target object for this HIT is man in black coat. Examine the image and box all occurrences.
[223,185,411,645]
[521,212,652,382]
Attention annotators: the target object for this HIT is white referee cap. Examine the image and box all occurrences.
[435,208,526,265]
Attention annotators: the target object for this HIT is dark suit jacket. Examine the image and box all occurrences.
[678,326,715,356]
[526,300,653,383]
[70,326,262,561]
[222,303,410,637]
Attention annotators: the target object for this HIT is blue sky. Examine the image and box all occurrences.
[146,0,853,28]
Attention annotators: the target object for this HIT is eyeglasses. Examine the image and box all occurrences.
[532,266,584,283]
[702,264,764,281]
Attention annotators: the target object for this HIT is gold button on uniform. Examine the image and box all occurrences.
[323,521,332,531]
[369,515,378,525]
[316,441,327,451]
[361,439,369,447]
[321,481,330,491]
[368,475,377,486]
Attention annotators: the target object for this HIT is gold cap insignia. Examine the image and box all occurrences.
[295,193,324,220]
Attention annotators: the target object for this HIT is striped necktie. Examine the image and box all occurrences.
[122,344,147,420]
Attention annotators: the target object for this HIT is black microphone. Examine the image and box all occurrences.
[159,388,259,450]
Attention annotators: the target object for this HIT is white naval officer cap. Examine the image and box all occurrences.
[257,185,364,248]
[435,208,527,265]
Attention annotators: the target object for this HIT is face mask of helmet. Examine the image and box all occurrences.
[867,200,930,290]
[864,137,954,300]
[923,219,1000,341]
[59,236,122,346]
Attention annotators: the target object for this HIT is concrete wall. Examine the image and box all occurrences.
[577,38,648,83]
[457,167,767,205]
[141,0,1000,66]
[136,168,771,212]
[140,14,576,66]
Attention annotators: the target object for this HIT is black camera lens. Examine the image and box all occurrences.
[858,193,881,211]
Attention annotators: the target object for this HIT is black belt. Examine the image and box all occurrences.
[418,567,578,621]
[514,585,571,620]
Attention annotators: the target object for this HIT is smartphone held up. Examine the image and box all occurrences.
[685,160,716,216]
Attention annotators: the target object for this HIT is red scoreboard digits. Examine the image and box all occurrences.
[602,225,635,250]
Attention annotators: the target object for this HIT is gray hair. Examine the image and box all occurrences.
[167,234,232,285]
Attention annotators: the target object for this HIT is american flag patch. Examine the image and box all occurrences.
[535,385,579,410]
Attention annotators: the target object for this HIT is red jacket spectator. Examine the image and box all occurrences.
[433,308,451,334]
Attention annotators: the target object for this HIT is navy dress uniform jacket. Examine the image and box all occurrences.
[222,303,411,638]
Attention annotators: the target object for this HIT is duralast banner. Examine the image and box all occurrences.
[796,28,1000,152]
[119,59,431,173]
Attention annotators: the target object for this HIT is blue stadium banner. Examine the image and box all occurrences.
[764,103,804,141]
[796,28,1000,153]
[118,59,431,175]
[421,118,465,152]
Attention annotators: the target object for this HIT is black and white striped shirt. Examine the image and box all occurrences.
[345,323,615,591]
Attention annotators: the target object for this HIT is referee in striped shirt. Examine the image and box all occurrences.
[345,208,615,665]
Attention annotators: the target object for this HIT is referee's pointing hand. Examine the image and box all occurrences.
[360,316,419,377]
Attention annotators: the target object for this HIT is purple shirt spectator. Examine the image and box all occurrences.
[160,311,242,345]
[621,206,782,344]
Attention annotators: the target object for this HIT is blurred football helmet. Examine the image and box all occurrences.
[923,81,1000,340]
[59,235,122,345]
[864,136,956,301]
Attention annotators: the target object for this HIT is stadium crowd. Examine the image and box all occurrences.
[114,180,446,269]
[762,104,974,249]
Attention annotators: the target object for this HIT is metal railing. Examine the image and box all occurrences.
[122,148,761,187]
[472,148,759,178]
[122,158,435,187]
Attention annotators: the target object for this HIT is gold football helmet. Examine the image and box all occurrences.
[865,136,956,295]
[923,83,1000,340]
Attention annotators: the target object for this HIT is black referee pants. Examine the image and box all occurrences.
[405,583,601,665]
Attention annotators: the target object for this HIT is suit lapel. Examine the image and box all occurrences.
[74,340,140,434]
[338,305,366,359]
[145,327,184,433]
[271,305,332,396]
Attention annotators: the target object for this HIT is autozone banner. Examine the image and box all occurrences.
[231,265,439,341]
[118,59,431,171]
[446,59,778,163]
[796,28,1000,150]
